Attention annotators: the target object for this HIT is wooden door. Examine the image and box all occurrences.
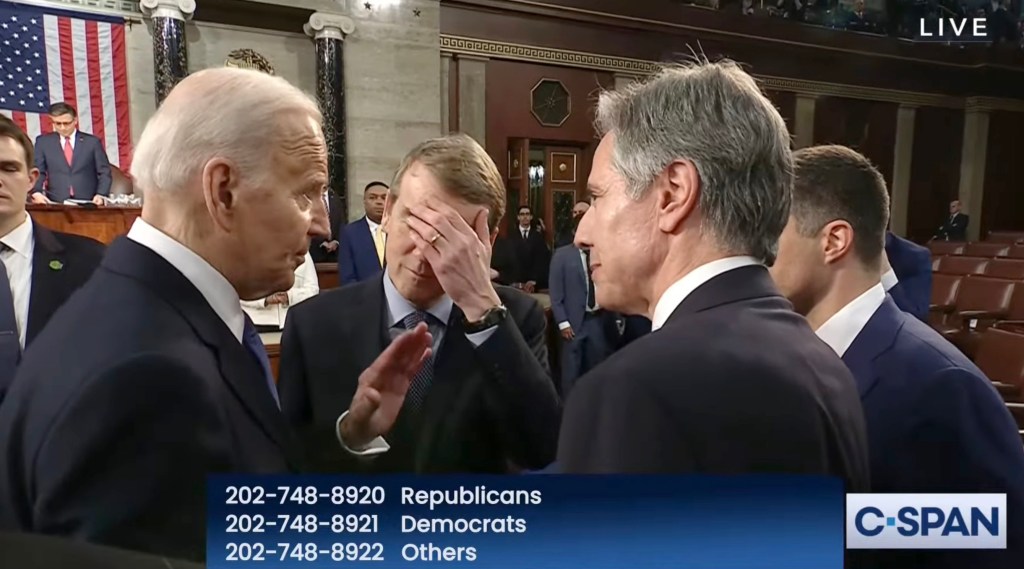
[506,138,530,237]
[545,146,584,248]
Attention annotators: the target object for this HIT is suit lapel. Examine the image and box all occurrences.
[101,238,301,469]
[68,133,84,170]
[841,297,903,399]
[26,224,67,346]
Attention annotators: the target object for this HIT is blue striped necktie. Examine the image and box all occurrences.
[402,311,435,410]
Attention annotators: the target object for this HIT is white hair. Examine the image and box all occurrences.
[131,67,322,195]
[595,60,793,265]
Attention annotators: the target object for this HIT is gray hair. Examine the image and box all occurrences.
[595,60,793,265]
[131,67,322,195]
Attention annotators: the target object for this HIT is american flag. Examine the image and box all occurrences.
[0,0,131,169]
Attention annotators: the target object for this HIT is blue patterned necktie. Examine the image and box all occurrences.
[0,254,21,393]
[402,310,435,410]
[242,315,280,409]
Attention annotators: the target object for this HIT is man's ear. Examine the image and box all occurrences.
[821,220,855,265]
[202,159,240,232]
[657,159,700,233]
[27,167,39,189]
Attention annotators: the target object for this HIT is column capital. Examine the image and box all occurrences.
[304,12,355,41]
[140,0,195,21]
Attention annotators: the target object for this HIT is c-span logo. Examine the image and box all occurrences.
[847,494,1006,549]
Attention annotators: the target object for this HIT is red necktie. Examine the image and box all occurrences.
[63,138,74,197]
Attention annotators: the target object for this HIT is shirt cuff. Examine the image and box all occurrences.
[465,326,498,347]
[335,410,390,456]
[880,268,899,292]
[558,321,571,331]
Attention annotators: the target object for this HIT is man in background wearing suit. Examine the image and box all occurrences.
[337,181,388,283]
[549,242,618,397]
[0,69,431,560]
[279,134,560,474]
[882,230,931,322]
[934,199,969,241]
[30,102,110,205]
[556,62,870,488]
[771,145,1024,569]
[0,117,104,402]
[493,205,549,291]
[309,191,344,263]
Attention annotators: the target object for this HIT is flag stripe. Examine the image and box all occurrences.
[56,17,76,108]
[70,18,92,133]
[84,20,104,149]
[110,20,129,169]
[3,4,132,169]
[96,22,118,167]
[43,15,62,107]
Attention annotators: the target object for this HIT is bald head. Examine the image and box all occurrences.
[131,67,322,201]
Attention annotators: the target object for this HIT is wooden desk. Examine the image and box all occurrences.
[28,204,141,244]
[315,263,339,291]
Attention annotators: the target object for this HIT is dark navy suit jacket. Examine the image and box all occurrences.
[885,232,931,322]
[843,297,1024,568]
[32,131,111,201]
[0,238,301,560]
[337,217,382,284]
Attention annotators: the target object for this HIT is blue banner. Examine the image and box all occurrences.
[207,475,844,568]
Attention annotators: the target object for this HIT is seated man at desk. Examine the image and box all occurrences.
[241,252,319,332]
[30,103,111,205]
[0,116,105,401]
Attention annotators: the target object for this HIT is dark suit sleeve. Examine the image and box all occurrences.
[92,138,112,196]
[559,367,694,473]
[337,227,357,284]
[471,296,560,469]
[31,354,232,561]
[903,248,933,322]
[32,137,47,194]
[906,367,1024,567]
[277,312,311,426]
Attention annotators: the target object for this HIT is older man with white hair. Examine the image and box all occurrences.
[0,68,431,560]
[556,61,871,488]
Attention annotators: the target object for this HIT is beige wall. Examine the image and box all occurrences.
[344,0,442,220]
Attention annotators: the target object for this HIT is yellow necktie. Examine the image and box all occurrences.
[373,226,385,267]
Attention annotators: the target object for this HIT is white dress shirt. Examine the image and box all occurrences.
[365,216,380,236]
[127,218,245,343]
[815,283,886,357]
[62,130,77,151]
[0,214,35,349]
[880,268,898,292]
[651,256,761,332]
[240,252,319,329]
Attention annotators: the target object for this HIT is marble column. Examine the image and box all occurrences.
[957,103,991,242]
[305,13,355,221]
[456,55,488,149]
[793,94,817,149]
[889,104,917,237]
[140,0,194,106]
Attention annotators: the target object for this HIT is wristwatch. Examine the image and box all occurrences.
[463,305,508,333]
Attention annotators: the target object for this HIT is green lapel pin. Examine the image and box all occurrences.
[49,260,63,271]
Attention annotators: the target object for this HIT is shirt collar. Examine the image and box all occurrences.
[0,214,33,259]
[366,216,380,233]
[126,218,245,342]
[382,270,452,328]
[880,268,898,292]
[651,256,761,332]
[64,130,77,142]
[815,283,887,357]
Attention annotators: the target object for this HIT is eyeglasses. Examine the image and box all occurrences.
[51,120,75,127]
